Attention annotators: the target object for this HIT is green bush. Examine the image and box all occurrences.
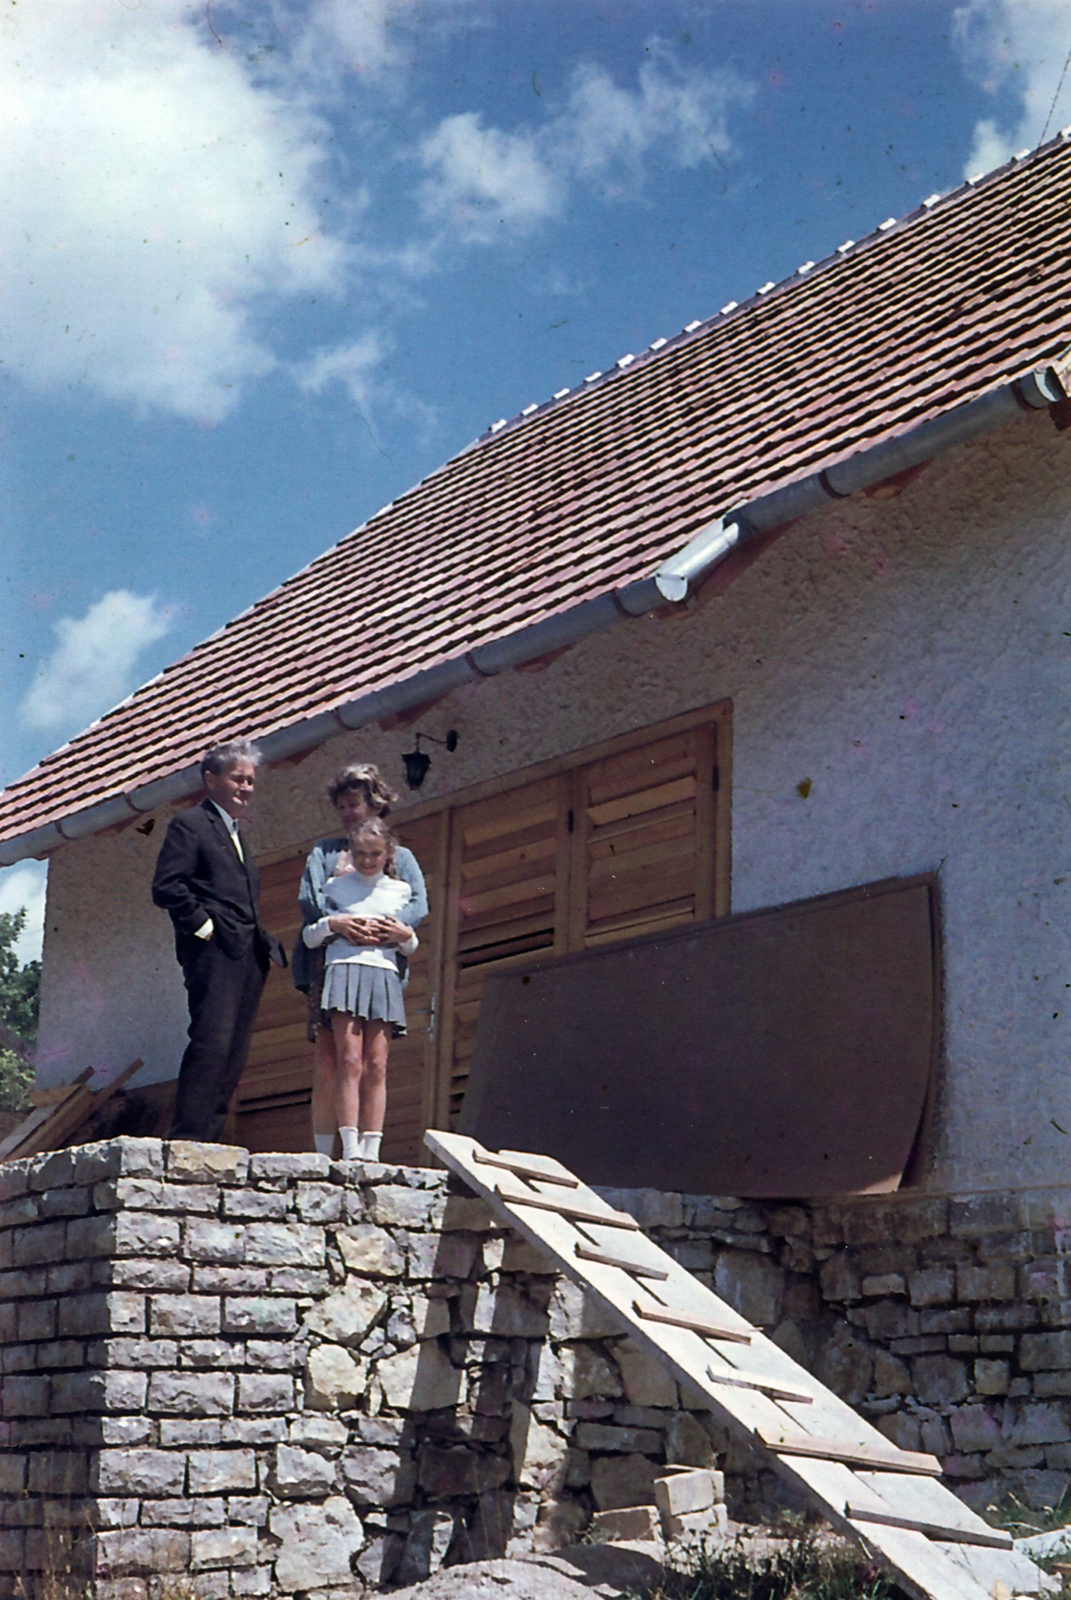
[0,1047,33,1113]
[0,908,39,1045]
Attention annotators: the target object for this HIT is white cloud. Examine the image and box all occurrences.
[0,5,753,420]
[294,331,438,443]
[279,0,407,89]
[0,1,347,422]
[21,591,174,733]
[0,863,47,965]
[953,0,1071,175]
[565,47,749,176]
[416,42,754,242]
[418,112,565,240]
[294,332,388,406]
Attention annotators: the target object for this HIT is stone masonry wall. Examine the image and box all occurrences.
[3,1139,1071,1598]
[613,1183,1071,1522]
[0,1139,726,1600]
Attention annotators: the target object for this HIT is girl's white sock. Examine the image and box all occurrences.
[314,1133,335,1156]
[360,1131,383,1162]
[339,1125,361,1161]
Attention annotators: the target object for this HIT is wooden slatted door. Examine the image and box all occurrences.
[568,723,718,949]
[435,774,572,1128]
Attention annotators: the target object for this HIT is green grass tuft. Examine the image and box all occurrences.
[642,1528,902,1600]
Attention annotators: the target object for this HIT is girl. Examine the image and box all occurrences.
[301,817,416,1161]
[294,763,427,1158]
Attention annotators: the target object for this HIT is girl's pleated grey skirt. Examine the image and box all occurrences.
[321,961,407,1037]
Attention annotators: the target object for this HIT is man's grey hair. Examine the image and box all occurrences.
[200,739,262,780]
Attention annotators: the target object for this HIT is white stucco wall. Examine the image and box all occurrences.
[37,407,1071,1193]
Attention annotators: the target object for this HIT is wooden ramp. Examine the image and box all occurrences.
[426,1130,1051,1600]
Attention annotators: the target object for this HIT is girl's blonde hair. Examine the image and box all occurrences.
[350,816,399,879]
[327,761,398,816]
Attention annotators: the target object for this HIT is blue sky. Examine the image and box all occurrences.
[3,0,1071,959]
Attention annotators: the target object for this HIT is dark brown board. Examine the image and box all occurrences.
[458,875,937,1197]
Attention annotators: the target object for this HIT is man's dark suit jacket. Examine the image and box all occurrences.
[151,800,285,967]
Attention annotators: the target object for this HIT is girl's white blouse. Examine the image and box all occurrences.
[302,872,416,971]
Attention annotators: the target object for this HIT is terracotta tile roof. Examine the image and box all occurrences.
[5,136,1071,846]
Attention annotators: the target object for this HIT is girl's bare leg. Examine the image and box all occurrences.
[331,1011,366,1130]
[358,1021,390,1134]
[311,1027,338,1147]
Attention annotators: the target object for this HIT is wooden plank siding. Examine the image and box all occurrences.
[237,699,730,1158]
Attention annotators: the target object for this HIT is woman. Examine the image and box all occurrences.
[302,817,414,1161]
[294,762,428,1157]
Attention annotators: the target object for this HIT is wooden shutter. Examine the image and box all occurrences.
[435,774,572,1127]
[568,724,718,947]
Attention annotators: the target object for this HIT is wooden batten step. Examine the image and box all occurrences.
[474,1148,579,1186]
[492,1180,640,1230]
[706,1363,814,1406]
[575,1243,669,1279]
[426,1129,1052,1600]
[758,1427,942,1478]
[846,1502,1013,1551]
[634,1301,752,1344]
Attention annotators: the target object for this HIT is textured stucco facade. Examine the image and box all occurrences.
[35,407,1071,1194]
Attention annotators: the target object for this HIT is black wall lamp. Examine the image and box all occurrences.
[402,730,458,790]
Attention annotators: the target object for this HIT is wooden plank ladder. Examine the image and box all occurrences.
[426,1131,1052,1600]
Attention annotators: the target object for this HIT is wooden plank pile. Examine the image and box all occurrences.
[0,1059,142,1163]
[427,1129,1053,1600]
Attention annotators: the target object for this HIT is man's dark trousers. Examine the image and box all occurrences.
[172,936,268,1141]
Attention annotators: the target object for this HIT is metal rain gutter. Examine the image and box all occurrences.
[0,363,1063,869]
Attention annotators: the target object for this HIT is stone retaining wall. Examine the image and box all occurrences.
[611,1182,1071,1521]
[0,1140,726,1600]
[2,1140,1071,1598]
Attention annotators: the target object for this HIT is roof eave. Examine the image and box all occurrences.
[0,361,1064,870]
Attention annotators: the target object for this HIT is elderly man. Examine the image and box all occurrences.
[152,739,285,1141]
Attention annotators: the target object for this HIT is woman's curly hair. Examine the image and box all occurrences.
[327,761,398,816]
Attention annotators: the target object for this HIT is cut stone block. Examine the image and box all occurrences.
[394,1507,455,1585]
[654,1468,715,1518]
[590,1452,658,1511]
[271,1443,337,1497]
[341,1444,417,1506]
[336,1225,405,1277]
[510,1404,568,1490]
[376,1339,462,1412]
[167,1143,248,1184]
[302,1283,387,1343]
[615,1340,678,1408]
[304,1343,366,1410]
[663,1413,715,1469]
[664,1504,730,1543]
[269,1496,363,1592]
[588,1505,662,1543]
[558,1344,621,1400]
